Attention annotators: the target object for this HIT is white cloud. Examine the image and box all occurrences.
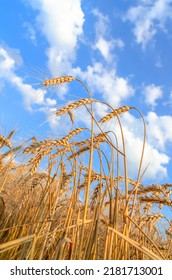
[99,110,170,180]
[114,39,125,49]
[74,62,134,107]
[28,0,84,76]
[94,37,114,61]
[94,103,108,118]
[163,90,172,107]
[23,1,172,182]
[93,9,124,61]
[0,47,15,74]
[23,22,37,45]
[0,46,51,111]
[123,125,169,180]
[93,37,124,62]
[92,9,110,38]
[155,56,163,68]
[125,0,172,47]
[45,107,60,132]
[146,111,172,150]
[143,84,163,108]
[10,75,46,110]
[45,98,56,107]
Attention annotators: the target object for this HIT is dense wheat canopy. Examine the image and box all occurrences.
[0,77,171,260]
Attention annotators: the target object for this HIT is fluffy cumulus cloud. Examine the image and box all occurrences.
[142,84,163,108]
[28,0,84,75]
[0,47,56,111]
[123,125,169,180]
[93,38,114,61]
[164,90,172,107]
[146,111,172,150]
[74,10,131,106]
[124,0,172,47]
[101,111,170,181]
[93,9,124,61]
[74,62,134,107]
[23,22,37,46]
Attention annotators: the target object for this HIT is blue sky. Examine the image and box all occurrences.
[0,0,172,184]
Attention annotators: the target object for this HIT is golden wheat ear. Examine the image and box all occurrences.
[0,135,12,149]
[100,106,133,123]
[41,76,75,87]
[55,98,94,117]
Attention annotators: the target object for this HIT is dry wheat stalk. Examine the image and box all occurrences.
[41,76,75,87]
[0,196,5,217]
[100,106,132,123]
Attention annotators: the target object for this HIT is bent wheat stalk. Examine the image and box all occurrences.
[108,227,163,260]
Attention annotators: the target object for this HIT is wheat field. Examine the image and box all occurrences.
[0,76,171,260]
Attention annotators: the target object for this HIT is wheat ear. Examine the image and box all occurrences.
[100,106,133,123]
[41,76,75,87]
